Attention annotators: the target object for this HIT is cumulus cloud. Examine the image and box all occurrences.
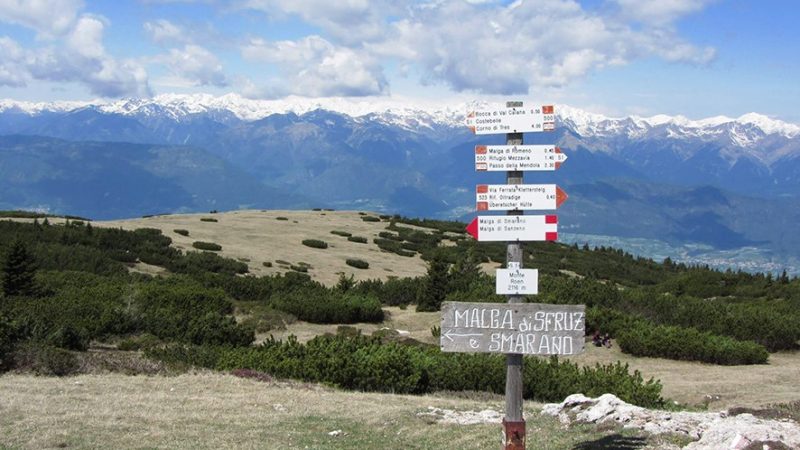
[242,35,387,97]
[0,5,151,97]
[236,0,716,96]
[0,0,83,36]
[238,0,396,45]
[362,0,716,94]
[143,19,187,44]
[0,36,27,86]
[158,44,228,87]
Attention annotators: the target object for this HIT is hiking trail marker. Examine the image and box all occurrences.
[440,301,585,355]
[476,184,568,211]
[448,101,582,450]
[496,263,538,295]
[465,104,555,134]
[475,145,567,172]
[465,215,558,242]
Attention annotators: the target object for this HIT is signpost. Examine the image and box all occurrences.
[496,263,538,295]
[465,215,558,242]
[466,104,556,135]
[476,184,568,211]
[475,145,567,172]
[440,301,585,355]
[449,101,581,450]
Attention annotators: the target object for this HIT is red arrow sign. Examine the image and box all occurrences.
[475,184,568,211]
[466,215,558,242]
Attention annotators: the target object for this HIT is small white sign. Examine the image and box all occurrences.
[496,268,538,295]
[477,184,567,211]
[466,215,558,242]
[475,145,567,172]
[465,104,555,135]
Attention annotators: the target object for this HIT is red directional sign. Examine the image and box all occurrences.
[476,184,568,211]
[466,215,558,242]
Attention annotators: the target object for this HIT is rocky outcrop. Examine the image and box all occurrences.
[541,394,800,450]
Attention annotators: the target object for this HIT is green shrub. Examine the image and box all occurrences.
[166,251,248,275]
[262,261,273,268]
[617,322,769,365]
[346,259,369,269]
[46,325,89,351]
[146,334,664,408]
[173,229,190,236]
[290,265,308,273]
[117,334,160,351]
[0,316,18,369]
[331,230,352,237]
[192,241,222,251]
[275,260,290,266]
[13,343,79,376]
[361,216,380,222]
[378,231,401,241]
[301,239,328,249]
[347,236,367,244]
[276,217,289,221]
[271,289,384,324]
[200,218,218,223]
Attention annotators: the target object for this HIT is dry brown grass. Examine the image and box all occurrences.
[566,340,800,410]
[0,373,677,450]
[97,210,430,286]
[262,306,441,345]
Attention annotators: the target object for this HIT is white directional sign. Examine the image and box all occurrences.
[466,104,555,135]
[440,302,585,355]
[466,215,558,242]
[496,263,538,295]
[477,184,568,211]
[475,145,567,172]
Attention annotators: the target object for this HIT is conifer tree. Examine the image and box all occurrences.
[417,251,449,312]
[1,240,37,297]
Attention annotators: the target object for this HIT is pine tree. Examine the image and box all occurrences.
[449,245,481,294]
[1,240,37,297]
[416,251,449,312]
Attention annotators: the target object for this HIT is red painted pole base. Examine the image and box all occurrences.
[502,418,526,450]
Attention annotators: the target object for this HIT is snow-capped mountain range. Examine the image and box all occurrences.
[2,93,798,140]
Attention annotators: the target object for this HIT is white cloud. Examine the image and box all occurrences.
[0,36,27,86]
[242,35,387,97]
[66,15,106,59]
[363,0,716,94]
[143,19,187,44]
[159,44,228,87]
[239,0,396,45]
[613,0,718,27]
[0,9,152,97]
[0,0,83,36]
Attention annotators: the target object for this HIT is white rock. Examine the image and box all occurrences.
[541,394,800,449]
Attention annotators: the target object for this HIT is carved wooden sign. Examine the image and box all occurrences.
[440,301,585,356]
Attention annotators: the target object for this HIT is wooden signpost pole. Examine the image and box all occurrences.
[503,130,526,450]
[459,101,574,450]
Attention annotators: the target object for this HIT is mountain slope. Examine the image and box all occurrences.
[0,135,309,219]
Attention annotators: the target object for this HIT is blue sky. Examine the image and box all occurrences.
[0,0,798,122]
